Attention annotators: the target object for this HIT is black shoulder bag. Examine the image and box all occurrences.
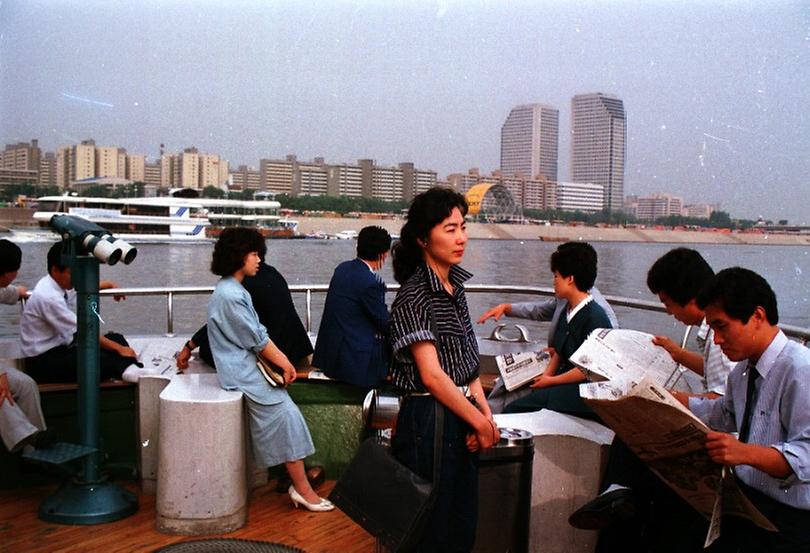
[329,403,444,552]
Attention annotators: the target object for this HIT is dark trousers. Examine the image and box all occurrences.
[503,382,598,419]
[597,439,708,553]
[392,396,478,553]
[706,482,810,553]
[25,333,134,384]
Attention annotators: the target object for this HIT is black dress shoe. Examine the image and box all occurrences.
[568,488,638,530]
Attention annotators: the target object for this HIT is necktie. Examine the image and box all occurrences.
[738,361,759,443]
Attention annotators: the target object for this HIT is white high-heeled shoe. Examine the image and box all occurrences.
[288,485,335,512]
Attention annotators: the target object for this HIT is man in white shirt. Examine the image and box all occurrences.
[21,242,137,383]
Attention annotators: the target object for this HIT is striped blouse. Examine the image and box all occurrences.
[389,262,480,393]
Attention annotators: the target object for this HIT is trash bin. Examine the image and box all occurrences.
[474,428,534,553]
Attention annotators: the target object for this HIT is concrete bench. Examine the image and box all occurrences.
[494,410,615,553]
[155,373,248,535]
[127,336,267,498]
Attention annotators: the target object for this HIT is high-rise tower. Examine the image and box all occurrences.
[500,104,559,182]
[570,93,626,212]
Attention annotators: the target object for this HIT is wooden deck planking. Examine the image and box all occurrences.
[0,480,375,553]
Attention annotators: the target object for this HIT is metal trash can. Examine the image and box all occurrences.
[474,428,534,553]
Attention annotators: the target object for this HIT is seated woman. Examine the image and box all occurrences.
[503,242,614,417]
[207,227,333,512]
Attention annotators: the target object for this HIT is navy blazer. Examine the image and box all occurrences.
[312,258,390,388]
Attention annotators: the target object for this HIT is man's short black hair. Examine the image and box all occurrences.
[550,241,597,292]
[357,226,392,261]
[0,239,22,274]
[647,248,714,306]
[47,242,70,274]
[697,267,779,325]
[210,228,266,277]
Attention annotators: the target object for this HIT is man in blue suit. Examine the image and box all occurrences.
[313,226,392,389]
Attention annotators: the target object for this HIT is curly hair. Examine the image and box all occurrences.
[392,186,468,284]
[211,228,266,277]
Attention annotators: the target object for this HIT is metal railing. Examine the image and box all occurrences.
[97,284,810,345]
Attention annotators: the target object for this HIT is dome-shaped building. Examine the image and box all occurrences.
[464,183,521,222]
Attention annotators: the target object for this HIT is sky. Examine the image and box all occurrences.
[1,0,809,222]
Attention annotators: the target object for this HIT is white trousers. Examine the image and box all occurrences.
[0,367,46,451]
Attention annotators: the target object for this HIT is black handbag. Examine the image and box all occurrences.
[329,402,444,553]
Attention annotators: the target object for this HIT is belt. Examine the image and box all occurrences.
[406,385,471,398]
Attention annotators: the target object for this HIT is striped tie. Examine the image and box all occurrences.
[738,361,759,443]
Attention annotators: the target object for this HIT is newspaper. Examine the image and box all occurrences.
[570,328,692,390]
[574,332,776,545]
[495,350,551,391]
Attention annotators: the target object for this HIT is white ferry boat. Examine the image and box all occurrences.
[32,195,298,241]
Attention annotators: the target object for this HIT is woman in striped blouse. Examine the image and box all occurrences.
[389,187,499,552]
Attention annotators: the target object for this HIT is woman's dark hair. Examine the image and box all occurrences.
[697,267,778,325]
[211,228,266,277]
[0,239,22,274]
[392,186,468,284]
[549,241,597,292]
[647,248,714,306]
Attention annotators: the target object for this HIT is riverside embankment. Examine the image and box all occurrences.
[296,217,810,246]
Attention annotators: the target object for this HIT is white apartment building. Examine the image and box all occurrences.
[556,181,605,213]
[636,193,684,221]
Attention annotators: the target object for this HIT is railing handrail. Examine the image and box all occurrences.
[96,284,810,344]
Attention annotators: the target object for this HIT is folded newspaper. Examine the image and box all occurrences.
[495,350,551,391]
[572,329,774,546]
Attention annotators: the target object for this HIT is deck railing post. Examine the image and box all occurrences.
[306,289,312,333]
[167,292,174,336]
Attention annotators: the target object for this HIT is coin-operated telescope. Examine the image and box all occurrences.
[38,215,138,525]
[50,214,137,265]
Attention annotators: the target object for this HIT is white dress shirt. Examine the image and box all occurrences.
[20,275,77,357]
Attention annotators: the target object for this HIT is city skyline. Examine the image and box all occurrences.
[1,2,808,221]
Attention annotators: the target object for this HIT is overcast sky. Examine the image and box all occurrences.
[1,0,808,222]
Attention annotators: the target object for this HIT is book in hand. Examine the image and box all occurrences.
[495,350,551,391]
[256,355,286,387]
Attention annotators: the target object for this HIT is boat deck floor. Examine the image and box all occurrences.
[0,479,375,553]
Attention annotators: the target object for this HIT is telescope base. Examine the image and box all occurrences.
[39,480,138,525]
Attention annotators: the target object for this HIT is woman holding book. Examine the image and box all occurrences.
[207,227,333,512]
[503,242,614,416]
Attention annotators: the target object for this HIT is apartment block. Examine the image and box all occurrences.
[571,93,626,212]
[635,193,684,221]
[126,155,146,182]
[230,165,261,190]
[259,155,436,202]
[683,203,715,219]
[1,140,41,172]
[39,152,56,187]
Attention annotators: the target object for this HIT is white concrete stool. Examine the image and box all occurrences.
[156,373,247,535]
[494,410,615,553]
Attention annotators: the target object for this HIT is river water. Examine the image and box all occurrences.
[2,239,808,344]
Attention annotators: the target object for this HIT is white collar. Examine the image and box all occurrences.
[751,330,788,379]
[567,295,593,322]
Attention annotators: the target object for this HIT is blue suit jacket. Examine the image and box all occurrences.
[312,259,390,388]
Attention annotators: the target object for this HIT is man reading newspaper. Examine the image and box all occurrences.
[574,268,810,552]
[570,248,735,552]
